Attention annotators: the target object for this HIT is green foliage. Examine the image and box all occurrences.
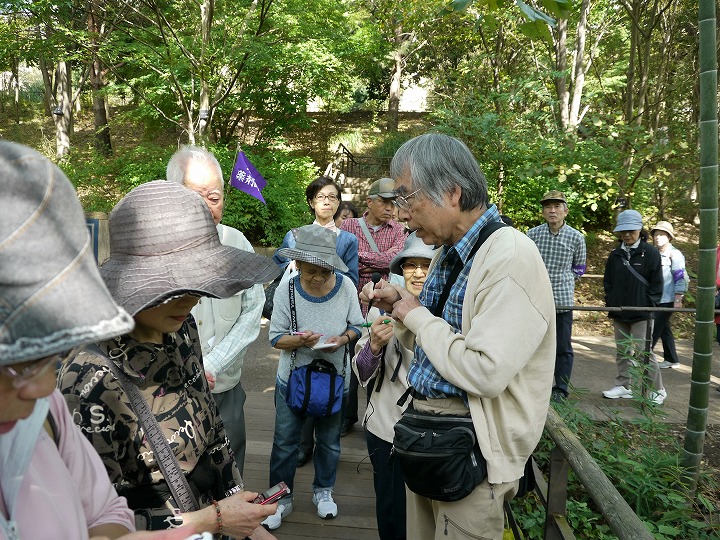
[509,378,720,540]
[209,145,317,247]
[62,141,315,246]
[372,131,416,158]
[62,144,171,212]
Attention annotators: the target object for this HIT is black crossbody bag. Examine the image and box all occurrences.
[392,221,506,502]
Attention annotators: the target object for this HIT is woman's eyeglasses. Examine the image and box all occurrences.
[1,355,59,388]
[401,262,430,274]
[314,194,339,202]
[393,188,421,211]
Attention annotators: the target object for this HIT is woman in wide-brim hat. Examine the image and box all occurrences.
[58,180,280,539]
[649,221,687,369]
[0,141,203,540]
[262,224,363,531]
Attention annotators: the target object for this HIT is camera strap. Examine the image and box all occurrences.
[88,344,200,513]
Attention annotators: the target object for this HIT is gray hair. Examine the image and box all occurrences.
[166,145,224,188]
[389,133,488,211]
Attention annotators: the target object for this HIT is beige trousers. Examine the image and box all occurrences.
[405,397,519,540]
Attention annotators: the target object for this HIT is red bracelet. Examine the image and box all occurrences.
[212,499,223,537]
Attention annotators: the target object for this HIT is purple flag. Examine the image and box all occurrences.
[230,151,267,203]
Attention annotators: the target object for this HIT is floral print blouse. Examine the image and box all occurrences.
[58,318,242,529]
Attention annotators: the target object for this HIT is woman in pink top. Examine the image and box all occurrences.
[0,141,197,540]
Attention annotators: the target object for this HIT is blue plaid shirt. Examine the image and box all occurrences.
[526,222,586,311]
[407,204,501,399]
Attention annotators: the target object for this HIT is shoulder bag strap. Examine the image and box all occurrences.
[359,217,380,253]
[87,344,199,513]
[432,221,508,317]
[289,277,298,370]
[621,257,649,287]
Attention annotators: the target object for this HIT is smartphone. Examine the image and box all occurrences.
[253,481,291,505]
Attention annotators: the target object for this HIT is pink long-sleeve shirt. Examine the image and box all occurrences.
[0,390,134,540]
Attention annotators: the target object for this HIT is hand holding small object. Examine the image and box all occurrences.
[359,278,404,314]
[289,331,322,348]
[369,317,394,353]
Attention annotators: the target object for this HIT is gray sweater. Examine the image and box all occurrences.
[269,274,364,390]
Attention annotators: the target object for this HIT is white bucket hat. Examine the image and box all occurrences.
[99,180,280,316]
[651,221,675,240]
[0,141,135,364]
[389,232,438,275]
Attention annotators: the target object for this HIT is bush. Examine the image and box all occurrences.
[510,386,720,540]
[62,143,170,212]
[209,145,317,246]
[62,142,318,246]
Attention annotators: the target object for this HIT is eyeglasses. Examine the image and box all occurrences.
[401,262,430,274]
[393,189,421,211]
[1,356,58,388]
[314,194,339,202]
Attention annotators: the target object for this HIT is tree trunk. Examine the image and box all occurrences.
[568,0,591,130]
[387,25,403,133]
[553,18,570,131]
[197,0,213,144]
[87,4,112,156]
[54,61,72,159]
[90,61,112,156]
[38,57,54,117]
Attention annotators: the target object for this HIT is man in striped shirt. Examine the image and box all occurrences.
[527,190,587,402]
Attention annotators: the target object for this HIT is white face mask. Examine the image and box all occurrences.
[654,233,670,248]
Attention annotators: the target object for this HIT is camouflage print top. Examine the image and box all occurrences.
[58,318,242,529]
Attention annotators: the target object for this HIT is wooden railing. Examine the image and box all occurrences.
[507,304,697,540]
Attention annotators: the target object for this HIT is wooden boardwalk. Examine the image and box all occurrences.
[243,390,379,539]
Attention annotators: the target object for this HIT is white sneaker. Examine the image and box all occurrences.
[602,385,633,399]
[312,488,337,519]
[650,388,667,405]
[658,361,679,369]
[261,502,292,530]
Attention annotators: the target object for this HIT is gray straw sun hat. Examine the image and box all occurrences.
[277,224,348,273]
[389,232,438,275]
[0,141,135,364]
[99,180,280,316]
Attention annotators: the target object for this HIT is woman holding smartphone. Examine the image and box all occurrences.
[58,181,280,539]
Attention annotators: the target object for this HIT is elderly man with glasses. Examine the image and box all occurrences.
[166,145,265,477]
[340,177,407,436]
[361,133,555,540]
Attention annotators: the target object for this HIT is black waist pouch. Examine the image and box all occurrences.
[392,407,487,502]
